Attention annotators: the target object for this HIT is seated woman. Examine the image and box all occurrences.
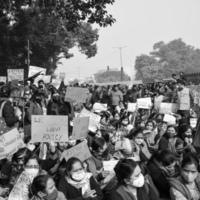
[58,157,103,200]
[169,153,200,200]
[30,174,66,200]
[109,158,159,200]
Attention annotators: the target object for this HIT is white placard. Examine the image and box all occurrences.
[31,115,68,142]
[137,98,152,109]
[163,114,176,125]
[103,160,118,172]
[0,76,7,83]
[159,103,178,114]
[127,103,137,112]
[7,69,24,82]
[93,103,107,113]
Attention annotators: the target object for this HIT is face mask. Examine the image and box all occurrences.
[135,138,144,145]
[71,170,85,182]
[44,189,58,200]
[184,137,193,145]
[131,173,145,188]
[182,171,198,184]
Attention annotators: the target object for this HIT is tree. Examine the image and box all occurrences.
[94,70,131,83]
[135,39,200,81]
[0,0,115,76]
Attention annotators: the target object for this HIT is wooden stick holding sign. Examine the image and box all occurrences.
[31,115,68,143]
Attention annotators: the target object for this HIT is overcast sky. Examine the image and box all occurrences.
[56,0,200,81]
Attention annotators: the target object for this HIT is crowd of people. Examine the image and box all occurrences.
[0,72,200,200]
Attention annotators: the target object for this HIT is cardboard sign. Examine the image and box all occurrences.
[61,141,91,162]
[65,87,89,103]
[159,103,178,114]
[0,76,6,83]
[0,128,24,160]
[72,117,89,139]
[31,115,68,143]
[7,69,24,82]
[179,88,190,110]
[93,103,107,113]
[163,114,176,125]
[190,118,197,128]
[137,98,152,109]
[103,160,119,172]
[79,108,101,132]
[127,103,137,112]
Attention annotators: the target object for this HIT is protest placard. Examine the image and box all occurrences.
[72,117,89,140]
[103,160,119,172]
[0,76,6,83]
[159,103,178,114]
[61,141,91,162]
[163,114,176,125]
[7,69,24,82]
[178,88,190,110]
[127,103,137,112]
[43,75,51,83]
[28,65,46,77]
[0,128,24,160]
[93,103,107,113]
[65,87,89,103]
[51,79,61,89]
[137,97,152,109]
[31,115,68,143]
[79,108,101,132]
[190,118,197,128]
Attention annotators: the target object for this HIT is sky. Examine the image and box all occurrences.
[55,0,200,81]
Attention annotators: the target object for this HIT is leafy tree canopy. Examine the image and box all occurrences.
[0,0,115,75]
[135,39,200,81]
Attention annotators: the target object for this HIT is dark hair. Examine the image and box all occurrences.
[167,125,177,132]
[91,137,106,152]
[159,150,177,167]
[65,157,83,174]
[114,159,138,185]
[145,120,155,128]
[31,174,51,195]
[12,147,31,163]
[130,128,144,138]
[24,154,39,166]
[181,153,199,171]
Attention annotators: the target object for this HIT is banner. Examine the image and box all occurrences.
[0,76,7,83]
[65,87,89,103]
[159,103,178,114]
[93,103,107,113]
[72,117,89,140]
[7,69,24,82]
[178,87,190,110]
[137,98,152,109]
[127,103,137,112]
[79,108,101,132]
[0,128,24,160]
[61,141,91,162]
[31,115,68,143]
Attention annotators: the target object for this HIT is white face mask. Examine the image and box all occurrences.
[71,170,86,182]
[131,173,145,188]
[135,138,144,145]
[24,168,39,180]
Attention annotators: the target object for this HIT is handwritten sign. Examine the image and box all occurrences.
[179,88,190,110]
[31,115,68,143]
[7,69,24,81]
[79,108,101,132]
[159,103,178,114]
[127,103,137,112]
[65,87,89,103]
[163,114,176,125]
[93,103,107,113]
[137,97,152,109]
[0,76,6,83]
[61,141,91,162]
[72,117,89,139]
[0,128,24,160]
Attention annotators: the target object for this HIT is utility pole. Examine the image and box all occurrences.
[113,46,127,81]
